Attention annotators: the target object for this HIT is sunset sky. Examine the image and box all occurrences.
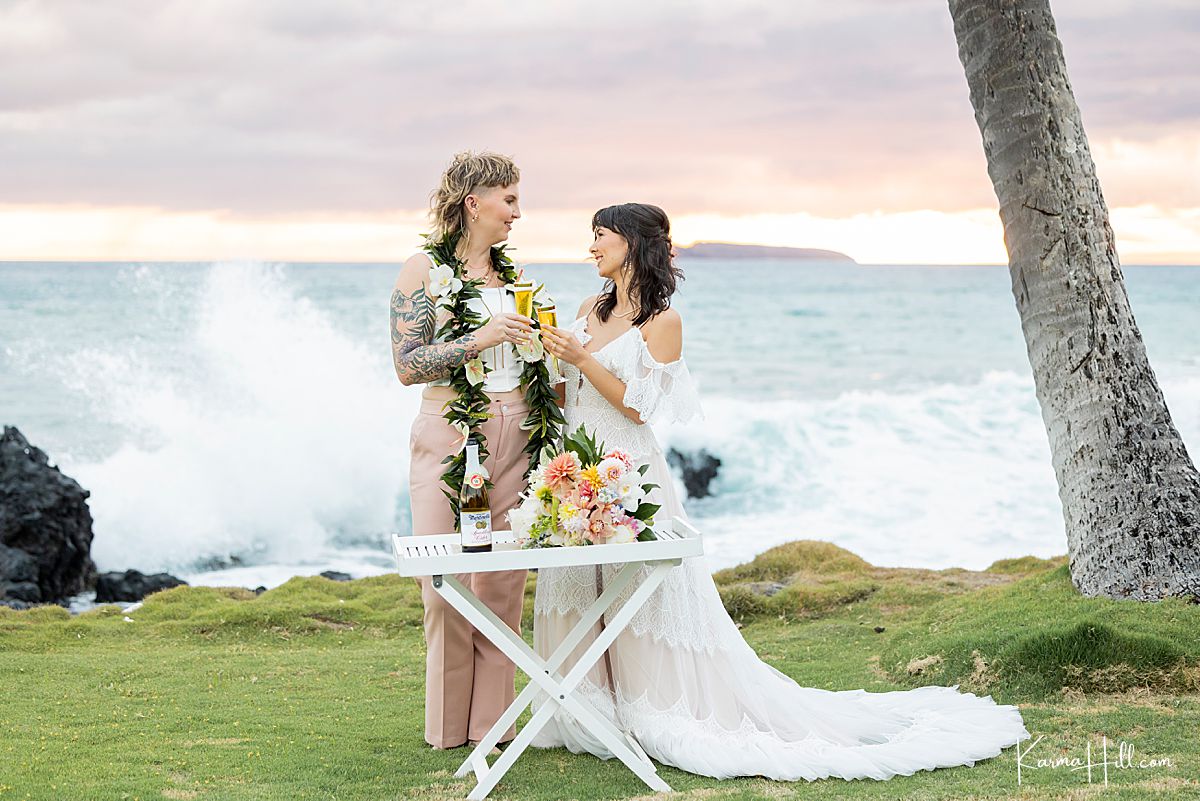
[1,0,1197,264]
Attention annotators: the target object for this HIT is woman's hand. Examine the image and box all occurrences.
[542,325,591,367]
[474,313,535,349]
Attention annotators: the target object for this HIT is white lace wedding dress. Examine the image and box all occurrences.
[530,315,1029,781]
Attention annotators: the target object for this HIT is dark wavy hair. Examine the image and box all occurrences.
[591,203,684,327]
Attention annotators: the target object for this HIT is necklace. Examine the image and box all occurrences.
[613,307,639,319]
[459,252,494,283]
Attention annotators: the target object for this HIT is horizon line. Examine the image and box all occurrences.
[2,259,1198,268]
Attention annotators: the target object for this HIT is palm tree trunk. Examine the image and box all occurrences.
[947,0,1200,600]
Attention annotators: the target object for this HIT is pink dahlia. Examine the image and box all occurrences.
[543,452,581,493]
[604,449,636,471]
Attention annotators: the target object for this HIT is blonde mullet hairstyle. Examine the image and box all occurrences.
[429,151,520,240]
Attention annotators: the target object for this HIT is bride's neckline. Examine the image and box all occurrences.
[578,316,640,355]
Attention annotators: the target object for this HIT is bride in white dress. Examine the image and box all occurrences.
[537,202,1029,782]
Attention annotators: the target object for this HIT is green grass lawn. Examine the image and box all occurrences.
[1,542,1198,800]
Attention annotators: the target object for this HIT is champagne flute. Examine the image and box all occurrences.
[513,281,535,318]
[537,304,558,373]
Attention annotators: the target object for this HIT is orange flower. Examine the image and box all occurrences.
[543,452,581,493]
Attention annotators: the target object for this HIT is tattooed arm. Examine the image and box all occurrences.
[390,254,480,386]
[389,253,536,386]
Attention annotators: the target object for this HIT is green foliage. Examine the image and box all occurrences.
[519,355,566,478]
[563,424,603,465]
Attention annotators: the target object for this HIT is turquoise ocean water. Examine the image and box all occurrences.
[2,260,1198,589]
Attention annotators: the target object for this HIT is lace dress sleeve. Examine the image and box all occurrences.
[622,335,704,425]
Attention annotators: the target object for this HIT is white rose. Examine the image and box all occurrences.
[559,503,587,533]
[507,505,534,540]
[610,524,636,544]
[596,457,627,488]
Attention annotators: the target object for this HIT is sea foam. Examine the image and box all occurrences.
[61,262,413,573]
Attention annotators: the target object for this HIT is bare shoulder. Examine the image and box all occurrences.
[644,307,682,332]
[575,294,598,321]
[393,252,434,293]
[642,307,683,363]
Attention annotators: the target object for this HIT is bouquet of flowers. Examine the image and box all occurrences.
[508,425,661,547]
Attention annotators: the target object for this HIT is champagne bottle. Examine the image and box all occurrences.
[459,443,493,553]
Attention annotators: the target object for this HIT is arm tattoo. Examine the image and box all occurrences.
[390,285,480,383]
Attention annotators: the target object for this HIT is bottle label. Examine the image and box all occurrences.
[460,509,492,547]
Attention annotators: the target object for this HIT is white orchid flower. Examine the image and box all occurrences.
[618,480,646,513]
[428,263,463,299]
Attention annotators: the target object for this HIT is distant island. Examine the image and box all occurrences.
[675,242,856,263]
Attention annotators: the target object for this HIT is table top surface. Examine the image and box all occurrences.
[392,516,703,575]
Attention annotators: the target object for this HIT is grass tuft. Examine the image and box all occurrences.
[882,565,1200,700]
[713,540,870,584]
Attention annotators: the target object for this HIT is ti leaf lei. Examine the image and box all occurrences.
[424,231,566,519]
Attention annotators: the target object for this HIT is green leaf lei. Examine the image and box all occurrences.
[424,231,566,519]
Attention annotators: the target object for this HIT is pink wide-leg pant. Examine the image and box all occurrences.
[409,393,530,748]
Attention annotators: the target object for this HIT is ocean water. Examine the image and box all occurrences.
[2,260,1199,589]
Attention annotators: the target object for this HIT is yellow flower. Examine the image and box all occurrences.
[580,465,602,490]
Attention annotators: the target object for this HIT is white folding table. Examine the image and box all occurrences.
[393,516,703,800]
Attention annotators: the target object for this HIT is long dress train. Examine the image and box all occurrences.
[530,314,1028,781]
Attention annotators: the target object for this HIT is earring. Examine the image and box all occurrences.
[472,213,479,222]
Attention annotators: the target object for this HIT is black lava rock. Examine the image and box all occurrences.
[0,542,42,602]
[319,570,351,582]
[95,569,187,603]
[666,447,722,499]
[0,426,97,603]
